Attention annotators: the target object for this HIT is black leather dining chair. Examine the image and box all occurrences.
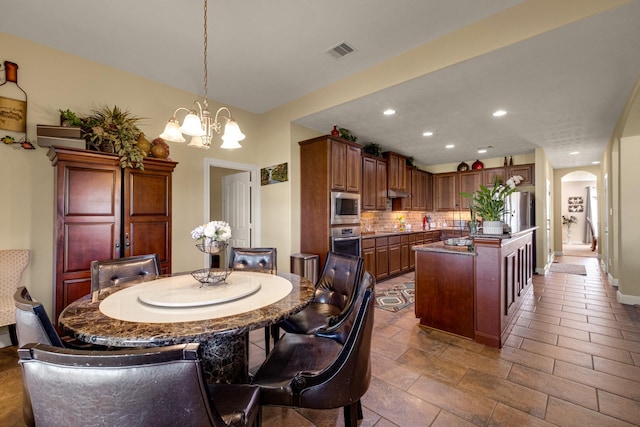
[18,342,261,427]
[90,253,160,302]
[251,271,375,427]
[229,247,277,355]
[14,286,107,427]
[273,251,364,341]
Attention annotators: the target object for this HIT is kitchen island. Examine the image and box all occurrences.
[413,226,536,348]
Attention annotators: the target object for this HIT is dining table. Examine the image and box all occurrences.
[58,270,315,384]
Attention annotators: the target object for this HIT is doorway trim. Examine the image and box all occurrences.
[203,157,261,246]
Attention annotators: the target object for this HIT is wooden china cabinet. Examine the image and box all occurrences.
[48,146,177,324]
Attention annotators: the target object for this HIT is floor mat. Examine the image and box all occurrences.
[375,282,415,312]
[549,263,587,275]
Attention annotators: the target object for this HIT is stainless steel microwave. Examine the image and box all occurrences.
[330,192,360,225]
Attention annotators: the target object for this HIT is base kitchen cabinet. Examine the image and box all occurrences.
[375,237,389,280]
[362,237,376,277]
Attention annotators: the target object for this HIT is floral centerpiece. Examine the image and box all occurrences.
[191,220,232,254]
[461,175,524,234]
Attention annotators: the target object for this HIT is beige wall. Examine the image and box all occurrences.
[2,0,640,329]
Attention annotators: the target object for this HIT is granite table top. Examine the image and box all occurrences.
[59,271,316,348]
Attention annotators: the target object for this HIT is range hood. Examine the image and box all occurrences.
[387,189,411,198]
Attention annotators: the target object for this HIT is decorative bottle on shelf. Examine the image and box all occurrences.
[0,61,27,144]
[503,156,508,167]
[331,125,339,137]
[509,156,513,166]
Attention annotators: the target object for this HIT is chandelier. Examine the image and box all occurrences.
[159,0,245,150]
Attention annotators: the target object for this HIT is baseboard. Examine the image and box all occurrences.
[616,289,640,306]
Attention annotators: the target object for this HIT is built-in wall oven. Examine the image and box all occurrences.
[331,226,361,257]
[330,192,360,225]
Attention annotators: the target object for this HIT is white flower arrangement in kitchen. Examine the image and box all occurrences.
[191,220,232,253]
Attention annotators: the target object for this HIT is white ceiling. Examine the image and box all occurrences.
[2,0,640,169]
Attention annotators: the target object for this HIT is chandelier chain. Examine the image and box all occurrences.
[203,0,208,103]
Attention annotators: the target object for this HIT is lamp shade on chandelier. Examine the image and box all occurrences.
[159,0,245,150]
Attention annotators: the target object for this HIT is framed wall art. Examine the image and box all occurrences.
[568,196,584,212]
[261,162,288,186]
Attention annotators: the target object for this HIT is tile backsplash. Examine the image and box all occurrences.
[361,208,472,232]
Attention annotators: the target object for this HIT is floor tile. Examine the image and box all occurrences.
[545,396,635,427]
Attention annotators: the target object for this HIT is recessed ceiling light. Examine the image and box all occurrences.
[569,151,579,155]
[422,131,433,137]
[492,110,507,117]
[383,109,396,116]
[478,149,487,154]
[592,161,601,164]
[445,144,454,149]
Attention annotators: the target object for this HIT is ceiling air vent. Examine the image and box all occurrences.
[325,41,356,60]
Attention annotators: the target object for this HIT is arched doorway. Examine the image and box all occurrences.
[559,171,598,257]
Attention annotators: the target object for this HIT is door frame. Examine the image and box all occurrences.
[203,158,261,260]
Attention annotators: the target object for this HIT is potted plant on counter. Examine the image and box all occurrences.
[461,175,523,235]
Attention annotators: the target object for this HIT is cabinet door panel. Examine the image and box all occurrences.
[376,159,388,210]
[435,173,457,211]
[65,222,118,272]
[361,157,376,210]
[331,139,347,191]
[66,168,120,215]
[459,172,482,209]
[346,145,361,193]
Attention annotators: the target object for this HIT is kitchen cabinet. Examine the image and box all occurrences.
[434,170,482,211]
[425,171,434,211]
[331,138,361,193]
[483,167,505,186]
[361,155,387,211]
[388,235,402,276]
[400,234,410,272]
[362,237,376,277]
[411,169,431,211]
[375,237,389,280]
[434,172,457,211]
[458,171,482,209]
[508,164,534,185]
[483,164,534,186]
[49,147,177,324]
[384,151,408,192]
[299,135,362,268]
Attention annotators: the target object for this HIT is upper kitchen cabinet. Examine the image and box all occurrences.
[459,171,482,209]
[508,164,534,186]
[411,168,431,211]
[384,151,409,193]
[483,167,506,186]
[361,155,387,211]
[434,170,481,211]
[330,137,361,193]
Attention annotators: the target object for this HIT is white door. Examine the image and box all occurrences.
[223,172,252,249]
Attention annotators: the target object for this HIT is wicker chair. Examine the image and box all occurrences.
[0,249,30,345]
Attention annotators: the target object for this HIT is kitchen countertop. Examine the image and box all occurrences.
[361,228,457,238]
[413,240,476,256]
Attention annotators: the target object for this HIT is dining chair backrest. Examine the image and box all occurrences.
[0,249,30,330]
[229,247,277,274]
[14,286,64,348]
[316,270,375,345]
[313,251,364,322]
[90,254,160,302]
[18,342,234,427]
[251,270,376,426]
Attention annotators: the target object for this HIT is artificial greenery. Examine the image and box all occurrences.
[362,143,382,157]
[58,109,83,127]
[406,156,415,167]
[338,127,358,142]
[83,105,145,169]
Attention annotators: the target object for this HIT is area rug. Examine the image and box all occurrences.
[375,281,415,312]
[549,263,587,275]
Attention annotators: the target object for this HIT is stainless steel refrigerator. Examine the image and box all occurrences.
[505,192,534,232]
